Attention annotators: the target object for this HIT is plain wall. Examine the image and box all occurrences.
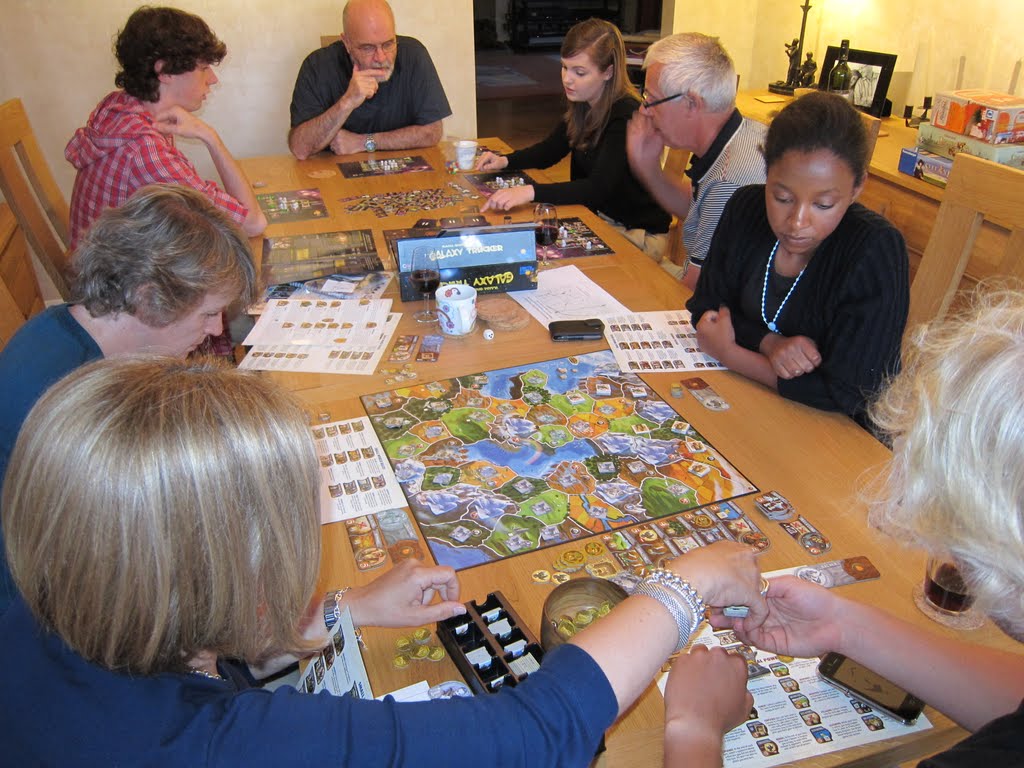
[0,0,476,201]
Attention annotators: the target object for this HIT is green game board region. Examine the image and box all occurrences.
[361,350,758,571]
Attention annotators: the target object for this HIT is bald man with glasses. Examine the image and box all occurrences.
[289,0,451,159]
[627,33,767,288]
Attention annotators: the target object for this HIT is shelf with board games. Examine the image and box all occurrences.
[507,0,622,50]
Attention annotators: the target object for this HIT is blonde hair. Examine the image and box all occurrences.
[561,18,639,151]
[3,356,322,674]
[869,286,1024,631]
[644,32,736,113]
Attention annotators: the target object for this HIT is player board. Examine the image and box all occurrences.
[361,349,758,570]
[256,188,329,223]
[538,216,613,261]
[261,229,380,285]
[340,182,479,218]
[338,155,433,179]
[462,170,538,198]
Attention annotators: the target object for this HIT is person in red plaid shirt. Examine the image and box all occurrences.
[65,6,267,248]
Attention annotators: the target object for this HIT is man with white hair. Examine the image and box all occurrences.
[288,0,451,159]
[627,33,767,288]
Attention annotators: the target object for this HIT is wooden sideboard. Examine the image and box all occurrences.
[736,91,1013,290]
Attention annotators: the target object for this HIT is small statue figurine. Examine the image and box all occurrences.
[785,39,801,86]
[799,53,818,87]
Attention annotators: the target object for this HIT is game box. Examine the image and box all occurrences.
[898,147,953,189]
[916,122,1024,170]
[931,89,1024,144]
[392,226,538,302]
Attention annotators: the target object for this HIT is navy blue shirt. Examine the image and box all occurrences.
[0,304,102,614]
[290,36,452,133]
[0,596,617,766]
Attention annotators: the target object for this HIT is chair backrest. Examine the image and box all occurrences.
[859,111,881,162]
[0,98,71,299]
[0,203,46,350]
[907,152,1024,330]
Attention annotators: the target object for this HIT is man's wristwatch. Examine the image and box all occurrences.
[364,134,377,152]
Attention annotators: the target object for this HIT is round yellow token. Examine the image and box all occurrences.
[560,550,586,566]
[427,646,446,662]
[551,571,570,584]
[393,654,410,669]
[395,636,414,654]
[531,569,552,584]
[412,645,431,660]
[584,541,605,557]
[412,628,431,645]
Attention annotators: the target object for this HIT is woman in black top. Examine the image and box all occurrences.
[686,92,909,421]
[476,19,670,238]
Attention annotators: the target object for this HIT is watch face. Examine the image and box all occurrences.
[365,136,376,152]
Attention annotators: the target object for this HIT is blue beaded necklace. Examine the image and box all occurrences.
[760,240,807,333]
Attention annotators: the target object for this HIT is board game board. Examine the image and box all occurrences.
[261,229,380,285]
[361,350,758,570]
[538,216,613,261]
[256,188,329,223]
[462,170,538,198]
[340,182,479,218]
[338,155,433,178]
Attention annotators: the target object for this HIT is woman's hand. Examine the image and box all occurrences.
[668,541,768,628]
[695,305,739,362]
[475,151,508,171]
[664,645,752,754]
[759,333,822,379]
[480,184,535,213]
[344,559,466,628]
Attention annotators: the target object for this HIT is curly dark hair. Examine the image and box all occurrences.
[114,6,226,102]
[764,91,870,184]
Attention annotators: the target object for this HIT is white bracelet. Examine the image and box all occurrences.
[647,568,707,619]
[632,580,699,653]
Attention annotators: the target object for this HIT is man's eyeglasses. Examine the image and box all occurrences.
[355,39,397,56]
[640,91,683,110]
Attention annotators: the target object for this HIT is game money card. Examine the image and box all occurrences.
[680,377,730,410]
[780,515,832,555]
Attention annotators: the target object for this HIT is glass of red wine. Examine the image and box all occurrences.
[913,557,984,630]
[533,203,558,269]
[409,247,439,323]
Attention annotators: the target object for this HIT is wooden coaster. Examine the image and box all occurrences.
[476,296,531,331]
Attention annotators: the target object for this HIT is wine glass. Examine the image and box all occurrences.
[534,203,558,269]
[409,246,439,323]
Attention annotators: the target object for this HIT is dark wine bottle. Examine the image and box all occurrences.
[828,40,853,101]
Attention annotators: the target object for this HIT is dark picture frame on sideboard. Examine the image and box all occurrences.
[818,46,897,117]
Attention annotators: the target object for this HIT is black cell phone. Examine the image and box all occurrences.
[817,652,926,725]
[548,318,605,341]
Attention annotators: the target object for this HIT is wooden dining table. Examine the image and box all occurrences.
[239,141,1018,768]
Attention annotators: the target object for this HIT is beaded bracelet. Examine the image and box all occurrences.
[646,568,707,620]
[631,581,699,654]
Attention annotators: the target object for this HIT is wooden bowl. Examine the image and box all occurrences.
[541,577,628,650]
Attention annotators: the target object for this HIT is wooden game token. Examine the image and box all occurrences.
[531,569,551,584]
[427,646,446,662]
[476,296,531,331]
[412,627,431,645]
[395,636,414,654]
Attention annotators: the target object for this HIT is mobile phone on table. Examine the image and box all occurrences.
[817,652,926,725]
[548,318,604,341]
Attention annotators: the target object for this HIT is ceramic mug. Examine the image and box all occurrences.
[435,283,477,336]
[455,139,478,170]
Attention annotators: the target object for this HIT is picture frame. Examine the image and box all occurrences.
[817,46,898,118]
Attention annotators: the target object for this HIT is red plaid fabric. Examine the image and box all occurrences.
[66,91,248,247]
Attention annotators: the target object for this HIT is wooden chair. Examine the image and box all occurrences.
[662,147,691,268]
[907,152,1024,330]
[0,203,46,350]
[0,98,72,299]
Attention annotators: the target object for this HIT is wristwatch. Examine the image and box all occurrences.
[364,134,377,152]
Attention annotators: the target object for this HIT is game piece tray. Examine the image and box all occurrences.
[436,591,545,696]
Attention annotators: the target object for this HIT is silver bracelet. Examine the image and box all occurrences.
[631,581,698,653]
[322,587,351,629]
[647,568,707,619]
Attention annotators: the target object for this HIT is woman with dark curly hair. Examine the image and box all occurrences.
[64,6,266,245]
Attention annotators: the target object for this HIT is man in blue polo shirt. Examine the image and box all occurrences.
[288,0,451,159]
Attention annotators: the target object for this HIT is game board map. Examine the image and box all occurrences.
[361,350,757,571]
[537,216,613,261]
[338,155,433,178]
[657,610,930,767]
[606,310,723,374]
[256,188,329,223]
[340,181,479,218]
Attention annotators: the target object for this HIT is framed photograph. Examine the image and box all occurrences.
[817,46,897,117]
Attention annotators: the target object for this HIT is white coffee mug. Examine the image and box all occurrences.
[435,283,477,336]
[455,139,478,171]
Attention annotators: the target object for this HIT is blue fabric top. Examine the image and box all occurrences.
[0,596,617,766]
[0,304,102,615]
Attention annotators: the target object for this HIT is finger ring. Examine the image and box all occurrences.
[760,577,770,597]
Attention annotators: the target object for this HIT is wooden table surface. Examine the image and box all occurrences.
[240,142,1017,768]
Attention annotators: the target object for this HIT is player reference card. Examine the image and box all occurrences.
[605,310,723,374]
[313,417,407,524]
[296,607,373,699]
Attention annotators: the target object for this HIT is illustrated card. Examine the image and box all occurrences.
[256,188,329,223]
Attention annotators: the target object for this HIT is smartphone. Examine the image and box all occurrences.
[817,652,926,725]
[548,318,605,341]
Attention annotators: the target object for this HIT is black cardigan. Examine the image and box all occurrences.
[504,96,670,234]
[686,185,909,419]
